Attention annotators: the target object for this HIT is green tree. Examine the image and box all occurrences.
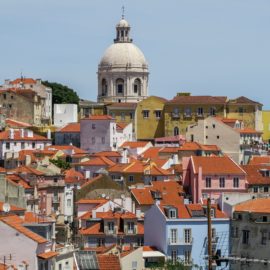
[42,81,80,105]
[50,158,71,170]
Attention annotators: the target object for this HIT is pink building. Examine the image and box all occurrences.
[182,156,247,203]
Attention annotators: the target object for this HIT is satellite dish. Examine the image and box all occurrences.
[101,193,106,198]
[120,194,125,200]
[2,203,11,213]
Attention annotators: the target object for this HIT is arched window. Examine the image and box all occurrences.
[174,127,179,136]
[133,78,141,95]
[101,79,107,96]
[116,78,124,95]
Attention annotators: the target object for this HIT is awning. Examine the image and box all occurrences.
[143,251,166,258]
[37,251,58,260]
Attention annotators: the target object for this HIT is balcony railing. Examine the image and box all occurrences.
[171,112,180,119]
[167,237,193,245]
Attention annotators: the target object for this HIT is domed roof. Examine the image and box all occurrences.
[117,19,130,28]
[99,42,148,68]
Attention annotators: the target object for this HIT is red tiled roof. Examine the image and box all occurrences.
[191,156,245,175]
[37,251,58,259]
[116,122,129,130]
[64,168,85,184]
[44,145,87,154]
[0,167,6,173]
[131,180,184,206]
[97,254,121,270]
[79,156,115,167]
[77,199,108,205]
[0,215,48,243]
[58,123,80,133]
[106,102,137,109]
[143,246,159,252]
[10,165,44,176]
[236,128,263,134]
[120,141,151,148]
[0,130,50,141]
[5,118,32,128]
[10,78,37,85]
[167,95,227,105]
[93,151,121,158]
[235,198,270,214]
[23,212,54,223]
[241,164,270,185]
[228,96,261,105]
[80,223,104,235]
[6,174,32,189]
[249,156,270,165]
[140,147,163,159]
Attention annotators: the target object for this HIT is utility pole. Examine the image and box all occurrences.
[207,197,213,270]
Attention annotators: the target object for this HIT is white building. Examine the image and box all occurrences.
[80,115,133,154]
[97,16,149,103]
[0,128,51,162]
[54,104,78,127]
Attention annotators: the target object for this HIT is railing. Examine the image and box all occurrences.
[171,112,180,119]
[167,237,193,245]
[52,197,60,204]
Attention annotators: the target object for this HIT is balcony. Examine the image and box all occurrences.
[167,237,193,245]
[52,197,60,204]
[171,112,180,119]
[183,113,192,119]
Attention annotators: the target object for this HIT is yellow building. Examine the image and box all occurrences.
[164,93,227,136]
[78,99,105,119]
[262,110,270,142]
[135,96,167,140]
[226,96,263,131]
[106,102,137,129]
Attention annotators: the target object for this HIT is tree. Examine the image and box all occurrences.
[50,158,71,170]
[42,81,80,105]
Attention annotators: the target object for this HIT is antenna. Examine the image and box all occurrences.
[2,203,10,213]
[121,5,125,19]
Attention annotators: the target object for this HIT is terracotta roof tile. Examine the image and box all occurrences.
[10,78,37,85]
[5,118,32,128]
[0,215,48,243]
[64,168,85,184]
[0,201,25,212]
[236,128,263,134]
[37,251,58,259]
[235,198,270,214]
[0,130,50,141]
[93,151,121,158]
[191,156,245,175]
[58,123,80,133]
[241,164,270,185]
[249,156,270,165]
[80,223,104,235]
[167,95,227,105]
[120,141,151,148]
[97,254,121,270]
[79,156,115,166]
[228,96,261,105]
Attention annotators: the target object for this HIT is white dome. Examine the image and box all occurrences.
[99,43,148,68]
[117,19,130,27]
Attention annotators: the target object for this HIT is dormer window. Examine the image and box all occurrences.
[169,208,177,219]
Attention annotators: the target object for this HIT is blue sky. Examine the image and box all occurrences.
[0,0,269,108]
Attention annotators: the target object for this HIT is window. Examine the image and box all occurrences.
[171,250,177,264]
[134,84,138,93]
[121,112,125,121]
[261,231,267,245]
[3,93,6,99]
[197,107,203,116]
[210,107,216,116]
[155,110,161,119]
[184,228,192,243]
[101,137,105,144]
[58,264,62,270]
[143,110,149,119]
[206,177,211,188]
[108,222,114,233]
[212,124,216,128]
[129,112,134,120]
[97,238,105,246]
[239,107,244,114]
[210,208,215,218]
[231,226,239,238]
[6,142,10,150]
[67,199,71,207]
[262,216,267,222]
[219,177,225,188]
[92,124,96,129]
[133,79,141,95]
[174,127,179,136]
[172,107,179,117]
[131,261,137,270]
[242,230,249,244]
[169,208,177,219]
[206,135,208,139]
[253,187,258,193]
[212,228,216,240]
[32,142,36,148]
[127,222,135,233]
[184,107,191,117]
[217,135,220,139]
[91,137,95,144]
[233,177,239,188]
[170,229,177,244]
[264,187,269,193]
[184,250,191,265]
[116,78,124,94]
[128,175,134,182]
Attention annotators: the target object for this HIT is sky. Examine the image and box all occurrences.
[0,0,269,108]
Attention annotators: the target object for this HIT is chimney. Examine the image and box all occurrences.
[27,129,33,138]
[36,79,42,85]
[25,155,31,166]
[9,128,14,139]
[20,129,24,138]
[47,129,51,140]
[92,209,96,219]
